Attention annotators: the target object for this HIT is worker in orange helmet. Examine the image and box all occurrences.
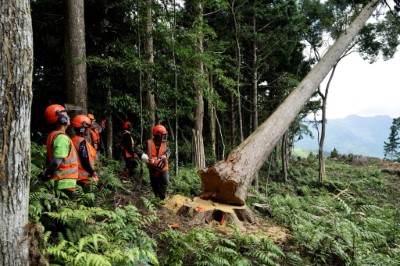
[145,124,171,200]
[71,114,99,194]
[38,104,78,198]
[120,121,147,180]
[87,113,103,156]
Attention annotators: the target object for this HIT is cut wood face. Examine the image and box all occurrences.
[164,195,254,229]
[161,195,290,245]
[198,166,244,206]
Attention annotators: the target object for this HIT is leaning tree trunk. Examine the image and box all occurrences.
[65,0,87,113]
[0,1,33,265]
[198,0,380,205]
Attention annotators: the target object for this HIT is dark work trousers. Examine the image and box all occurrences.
[149,170,169,200]
[125,157,139,175]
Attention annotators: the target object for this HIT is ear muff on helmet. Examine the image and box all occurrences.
[79,121,87,133]
[56,110,68,124]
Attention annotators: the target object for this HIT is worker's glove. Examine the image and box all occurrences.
[140,153,149,163]
[38,171,50,181]
[92,173,99,183]
[156,159,166,170]
[160,155,167,162]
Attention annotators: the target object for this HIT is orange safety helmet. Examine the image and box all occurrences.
[45,104,68,125]
[123,121,132,130]
[153,125,167,137]
[72,114,92,128]
[87,113,95,120]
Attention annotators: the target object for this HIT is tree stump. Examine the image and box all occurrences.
[176,197,255,229]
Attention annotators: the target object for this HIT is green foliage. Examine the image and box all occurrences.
[159,228,284,266]
[255,157,400,265]
[43,205,159,266]
[169,166,202,197]
[384,118,400,161]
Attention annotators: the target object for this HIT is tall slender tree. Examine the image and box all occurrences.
[384,119,400,160]
[65,0,88,113]
[192,0,206,169]
[0,0,33,264]
[144,0,157,137]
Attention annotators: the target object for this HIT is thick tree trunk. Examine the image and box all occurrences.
[65,0,87,113]
[192,0,206,169]
[209,74,217,160]
[198,0,380,205]
[0,1,33,264]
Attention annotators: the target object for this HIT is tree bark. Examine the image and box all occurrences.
[65,0,87,113]
[198,0,380,205]
[318,64,337,182]
[192,0,206,169]
[106,88,113,158]
[230,0,244,143]
[0,1,33,264]
[251,12,259,190]
[209,74,217,160]
[281,132,289,182]
[144,0,156,138]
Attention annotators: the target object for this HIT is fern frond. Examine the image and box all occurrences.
[245,250,279,266]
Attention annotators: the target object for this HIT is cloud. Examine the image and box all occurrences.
[323,53,400,119]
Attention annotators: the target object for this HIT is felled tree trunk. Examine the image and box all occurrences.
[198,0,380,206]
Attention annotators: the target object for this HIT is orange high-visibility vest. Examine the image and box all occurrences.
[122,130,138,158]
[147,139,168,171]
[89,128,100,151]
[72,135,96,183]
[46,131,78,181]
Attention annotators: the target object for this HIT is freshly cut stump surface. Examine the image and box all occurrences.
[165,196,255,230]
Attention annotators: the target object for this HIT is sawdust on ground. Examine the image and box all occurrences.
[161,194,290,245]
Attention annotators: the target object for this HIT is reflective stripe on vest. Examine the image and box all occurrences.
[147,139,168,171]
[123,130,138,158]
[46,131,78,181]
[72,135,96,182]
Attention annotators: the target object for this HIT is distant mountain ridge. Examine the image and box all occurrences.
[295,115,393,158]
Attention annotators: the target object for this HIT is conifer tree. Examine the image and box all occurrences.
[384,119,400,161]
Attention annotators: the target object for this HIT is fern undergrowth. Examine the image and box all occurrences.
[30,143,400,265]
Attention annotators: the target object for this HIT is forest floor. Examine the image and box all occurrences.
[112,175,291,248]
[110,158,400,257]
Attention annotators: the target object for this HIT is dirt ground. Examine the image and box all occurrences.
[113,180,290,246]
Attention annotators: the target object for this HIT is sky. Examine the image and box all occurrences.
[321,53,400,120]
